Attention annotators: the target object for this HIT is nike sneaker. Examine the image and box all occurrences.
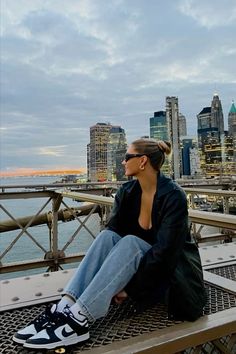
[23,306,89,349]
[13,303,58,344]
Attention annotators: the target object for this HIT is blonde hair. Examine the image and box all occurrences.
[131,138,171,171]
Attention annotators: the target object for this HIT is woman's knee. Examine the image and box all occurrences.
[95,229,121,245]
[118,235,151,252]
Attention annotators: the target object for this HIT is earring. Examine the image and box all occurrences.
[140,166,145,170]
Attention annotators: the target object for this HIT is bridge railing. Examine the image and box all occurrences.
[0,185,235,275]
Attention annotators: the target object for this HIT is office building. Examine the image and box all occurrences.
[181,137,200,177]
[181,138,193,176]
[107,126,127,181]
[88,123,112,182]
[88,122,127,182]
[179,113,187,137]
[166,96,181,179]
[228,101,236,137]
[197,94,229,177]
[228,101,236,164]
[211,93,224,135]
[149,110,170,175]
[197,107,218,150]
[150,111,168,141]
[203,133,234,177]
[189,147,201,177]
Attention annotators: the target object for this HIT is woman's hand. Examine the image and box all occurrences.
[113,290,128,304]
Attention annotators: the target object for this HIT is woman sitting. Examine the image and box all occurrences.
[13,138,206,350]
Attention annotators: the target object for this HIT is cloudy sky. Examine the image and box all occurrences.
[1,0,236,173]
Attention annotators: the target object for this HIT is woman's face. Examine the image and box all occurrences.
[122,144,144,176]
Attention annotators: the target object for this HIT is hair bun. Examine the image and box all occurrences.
[157,140,172,155]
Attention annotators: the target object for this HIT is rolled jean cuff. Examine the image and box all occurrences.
[62,290,95,323]
[77,298,95,323]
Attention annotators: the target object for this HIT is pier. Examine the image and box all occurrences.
[0,182,236,353]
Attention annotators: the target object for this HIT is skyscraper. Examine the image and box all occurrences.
[197,94,230,177]
[150,111,168,141]
[88,123,112,182]
[197,107,218,150]
[149,110,170,175]
[181,138,193,176]
[228,101,236,164]
[107,126,127,181]
[179,113,187,137]
[181,138,200,177]
[228,101,236,137]
[211,93,224,135]
[166,96,181,179]
[87,123,127,182]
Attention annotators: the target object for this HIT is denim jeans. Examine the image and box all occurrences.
[63,229,151,321]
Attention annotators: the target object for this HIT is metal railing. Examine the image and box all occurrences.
[0,185,235,275]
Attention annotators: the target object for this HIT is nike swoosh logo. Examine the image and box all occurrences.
[62,327,74,338]
[68,311,88,326]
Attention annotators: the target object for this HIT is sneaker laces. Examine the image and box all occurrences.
[32,304,56,326]
[44,311,66,328]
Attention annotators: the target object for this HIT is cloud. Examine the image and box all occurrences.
[1,0,235,172]
[178,0,236,28]
[37,145,67,156]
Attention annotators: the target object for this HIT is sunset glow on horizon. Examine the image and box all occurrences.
[0,168,87,178]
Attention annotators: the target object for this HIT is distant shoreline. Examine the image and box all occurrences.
[0,169,86,178]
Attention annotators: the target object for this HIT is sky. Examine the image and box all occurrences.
[1,0,236,173]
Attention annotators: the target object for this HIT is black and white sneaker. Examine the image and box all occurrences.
[13,304,57,344]
[23,307,89,349]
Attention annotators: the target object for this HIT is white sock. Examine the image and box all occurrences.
[57,295,75,312]
[69,302,88,323]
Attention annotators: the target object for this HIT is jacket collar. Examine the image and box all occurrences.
[157,171,177,198]
[125,171,177,199]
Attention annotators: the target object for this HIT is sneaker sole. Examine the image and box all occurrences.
[23,332,90,349]
[13,335,31,344]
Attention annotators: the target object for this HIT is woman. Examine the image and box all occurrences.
[13,138,206,350]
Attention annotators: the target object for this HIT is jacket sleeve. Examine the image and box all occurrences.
[105,187,123,234]
[125,188,189,300]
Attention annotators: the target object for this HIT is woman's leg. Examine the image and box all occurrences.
[77,235,151,320]
[63,229,122,300]
[22,235,151,350]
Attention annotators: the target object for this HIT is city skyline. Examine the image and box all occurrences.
[1,0,236,173]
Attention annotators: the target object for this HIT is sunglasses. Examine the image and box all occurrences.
[124,153,145,162]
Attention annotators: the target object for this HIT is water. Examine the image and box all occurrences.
[0,176,99,279]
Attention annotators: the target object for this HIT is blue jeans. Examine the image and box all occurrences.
[63,229,151,321]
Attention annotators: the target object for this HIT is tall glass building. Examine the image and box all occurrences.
[149,111,170,175]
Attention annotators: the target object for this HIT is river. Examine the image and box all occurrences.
[0,176,98,279]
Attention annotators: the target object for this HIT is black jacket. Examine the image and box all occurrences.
[106,172,206,321]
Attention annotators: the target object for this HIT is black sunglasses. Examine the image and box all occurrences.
[124,153,145,162]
